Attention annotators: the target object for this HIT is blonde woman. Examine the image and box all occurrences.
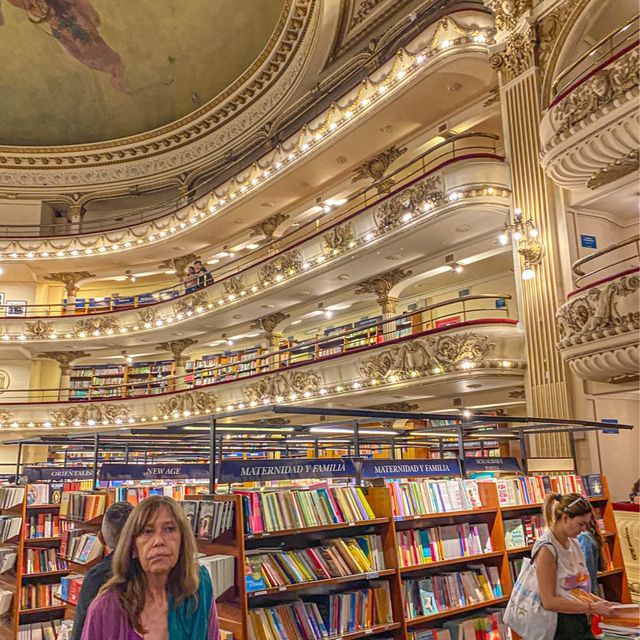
[81,496,219,640]
[534,493,614,640]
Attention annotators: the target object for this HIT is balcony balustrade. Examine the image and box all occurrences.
[0,135,509,345]
[556,235,639,384]
[540,15,639,190]
[0,295,525,432]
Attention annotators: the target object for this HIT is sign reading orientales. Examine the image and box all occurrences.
[361,458,460,479]
[99,463,211,481]
[464,457,522,473]
[24,467,95,482]
[220,458,356,483]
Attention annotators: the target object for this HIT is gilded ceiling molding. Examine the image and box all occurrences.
[137,307,162,327]
[37,351,91,374]
[156,338,198,363]
[253,312,290,338]
[223,276,247,298]
[490,29,536,82]
[159,253,201,279]
[0,0,318,195]
[24,320,56,340]
[483,0,531,32]
[587,151,640,191]
[258,249,303,285]
[243,370,322,404]
[73,317,121,338]
[173,291,209,316]
[354,268,413,311]
[322,222,356,255]
[367,401,419,412]
[0,411,15,426]
[249,213,290,241]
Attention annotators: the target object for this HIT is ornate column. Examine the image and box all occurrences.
[38,351,91,401]
[44,271,94,313]
[253,312,290,371]
[355,268,412,339]
[489,6,570,456]
[67,202,84,234]
[156,338,198,389]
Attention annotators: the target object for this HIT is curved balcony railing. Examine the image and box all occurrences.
[550,14,639,104]
[572,234,639,289]
[1,295,515,404]
[1,133,503,320]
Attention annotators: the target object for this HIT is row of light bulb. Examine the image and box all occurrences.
[0,30,494,261]
[0,184,503,341]
[0,355,518,429]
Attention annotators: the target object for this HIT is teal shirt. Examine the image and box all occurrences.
[577,531,599,595]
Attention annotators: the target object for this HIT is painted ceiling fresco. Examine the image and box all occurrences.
[0,0,286,146]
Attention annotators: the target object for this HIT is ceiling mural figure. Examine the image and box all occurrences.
[3,0,126,91]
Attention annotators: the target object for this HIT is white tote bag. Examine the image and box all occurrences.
[504,553,558,640]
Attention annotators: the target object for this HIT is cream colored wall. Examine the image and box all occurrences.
[570,209,636,265]
[0,264,37,306]
[0,444,48,475]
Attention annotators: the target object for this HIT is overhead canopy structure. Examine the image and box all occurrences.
[5,405,632,492]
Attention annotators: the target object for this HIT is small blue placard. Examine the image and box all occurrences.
[580,235,597,249]
[361,458,461,479]
[24,467,96,482]
[495,298,506,309]
[464,457,522,473]
[601,418,619,434]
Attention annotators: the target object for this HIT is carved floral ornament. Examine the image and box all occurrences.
[323,222,356,255]
[49,404,131,428]
[483,0,531,32]
[359,332,498,382]
[0,11,497,260]
[258,250,303,285]
[173,291,209,316]
[556,273,639,347]
[549,48,639,137]
[243,371,322,404]
[73,316,121,337]
[156,391,218,420]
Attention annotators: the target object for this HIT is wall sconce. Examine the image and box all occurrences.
[499,208,544,280]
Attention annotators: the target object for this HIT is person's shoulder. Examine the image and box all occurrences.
[87,590,120,614]
[84,555,112,581]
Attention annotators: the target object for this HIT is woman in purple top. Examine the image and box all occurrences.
[81,496,220,640]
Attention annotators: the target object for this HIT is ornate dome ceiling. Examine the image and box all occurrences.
[0,0,285,146]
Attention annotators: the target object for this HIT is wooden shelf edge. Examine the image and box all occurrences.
[400,551,504,573]
[19,604,66,615]
[394,507,498,522]
[244,517,390,539]
[248,569,396,598]
[406,596,509,627]
[22,569,70,578]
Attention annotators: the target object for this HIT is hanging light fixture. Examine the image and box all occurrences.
[500,208,544,280]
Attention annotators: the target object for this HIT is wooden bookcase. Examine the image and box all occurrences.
[189,475,628,640]
[0,489,68,639]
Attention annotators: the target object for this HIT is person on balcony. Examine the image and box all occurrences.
[193,260,213,288]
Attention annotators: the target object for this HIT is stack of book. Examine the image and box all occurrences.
[0,588,12,615]
[178,500,235,540]
[198,555,235,597]
[59,573,85,605]
[249,582,393,638]
[570,591,639,639]
[403,566,503,618]
[245,534,385,590]
[17,621,62,640]
[24,512,61,539]
[62,481,94,492]
[0,546,17,572]
[0,485,25,509]
[397,523,493,567]
[20,582,60,609]
[238,486,375,534]
[503,515,544,548]
[388,480,483,518]
[495,474,603,507]
[23,547,68,574]
[60,530,103,564]
[0,515,22,542]
[60,492,107,521]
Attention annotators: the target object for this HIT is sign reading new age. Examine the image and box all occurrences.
[220,458,356,483]
[464,456,522,473]
[99,463,211,481]
[361,458,461,479]
[24,467,96,482]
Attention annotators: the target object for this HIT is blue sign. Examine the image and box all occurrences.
[24,467,95,482]
[220,458,356,483]
[580,235,597,249]
[601,418,619,434]
[99,463,211,481]
[361,458,460,479]
[464,457,522,473]
[495,298,506,309]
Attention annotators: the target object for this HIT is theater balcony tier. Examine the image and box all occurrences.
[0,317,525,434]
[0,153,511,347]
[0,8,497,259]
[556,236,639,385]
[539,19,639,191]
